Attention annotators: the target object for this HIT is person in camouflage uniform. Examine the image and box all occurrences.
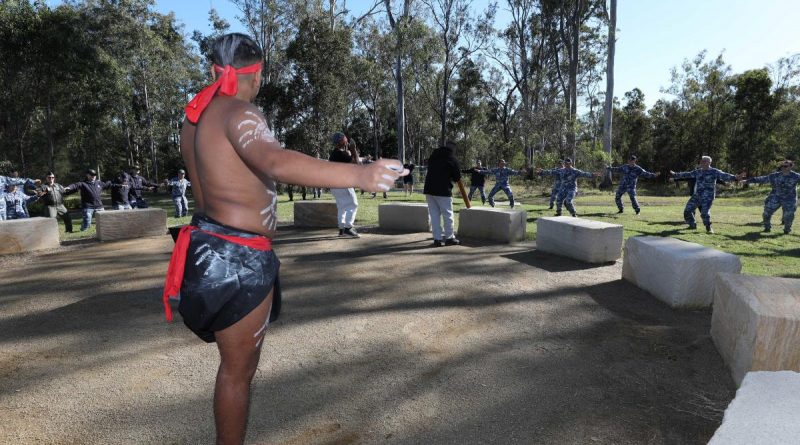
[607,155,660,214]
[744,159,800,234]
[537,158,599,217]
[670,156,744,233]
[547,160,565,210]
[481,159,526,209]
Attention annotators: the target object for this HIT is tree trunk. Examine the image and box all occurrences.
[44,100,56,172]
[601,0,616,188]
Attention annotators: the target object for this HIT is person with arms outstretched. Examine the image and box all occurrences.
[669,156,744,233]
[743,159,800,234]
[481,159,526,209]
[164,33,406,445]
[461,160,487,205]
[607,155,660,214]
[537,158,599,217]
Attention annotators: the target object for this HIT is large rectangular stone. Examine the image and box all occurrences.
[457,207,527,243]
[711,274,800,385]
[378,203,430,232]
[96,208,167,241]
[622,236,741,307]
[709,371,800,444]
[293,200,339,228]
[536,216,622,263]
[0,217,60,255]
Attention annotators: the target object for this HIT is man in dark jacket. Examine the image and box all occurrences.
[128,165,159,208]
[423,141,462,247]
[64,169,112,231]
[462,160,487,205]
[111,170,133,210]
[39,172,73,232]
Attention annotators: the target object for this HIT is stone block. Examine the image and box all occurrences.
[709,371,800,444]
[293,200,339,228]
[378,203,430,232]
[457,207,526,243]
[0,217,60,255]
[622,236,741,307]
[96,208,167,241]
[536,216,623,263]
[711,273,800,385]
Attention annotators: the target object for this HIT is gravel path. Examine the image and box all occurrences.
[0,227,735,444]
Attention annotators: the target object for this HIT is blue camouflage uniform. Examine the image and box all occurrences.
[548,172,562,208]
[481,167,523,208]
[607,164,657,213]
[1,176,36,220]
[167,177,191,217]
[746,170,800,234]
[1,189,39,220]
[672,167,737,229]
[540,167,594,216]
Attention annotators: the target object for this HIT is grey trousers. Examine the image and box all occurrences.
[425,194,455,240]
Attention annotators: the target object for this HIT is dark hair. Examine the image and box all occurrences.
[442,140,458,151]
[564,158,573,164]
[211,33,263,68]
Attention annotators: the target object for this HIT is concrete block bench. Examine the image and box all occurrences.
[709,371,800,444]
[457,207,526,243]
[711,274,800,385]
[622,236,741,308]
[378,203,430,232]
[96,208,167,241]
[0,217,60,255]
[536,216,623,263]
[293,200,338,228]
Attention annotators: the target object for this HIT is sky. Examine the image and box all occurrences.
[50,0,800,108]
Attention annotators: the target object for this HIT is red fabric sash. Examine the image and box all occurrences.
[184,62,263,124]
[162,224,272,322]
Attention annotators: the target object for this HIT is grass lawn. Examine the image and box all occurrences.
[51,183,799,278]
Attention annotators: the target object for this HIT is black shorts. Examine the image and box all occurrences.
[179,214,281,343]
[403,176,414,184]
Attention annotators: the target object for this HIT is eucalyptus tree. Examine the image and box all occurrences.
[382,0,414,163]
[419,0,495,145]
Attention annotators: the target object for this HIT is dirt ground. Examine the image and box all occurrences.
[0,225,736,445]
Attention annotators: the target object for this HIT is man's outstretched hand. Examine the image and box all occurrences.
[357,159,408,193]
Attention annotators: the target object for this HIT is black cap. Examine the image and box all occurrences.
[629,155,638,161]
[86,169,97,175]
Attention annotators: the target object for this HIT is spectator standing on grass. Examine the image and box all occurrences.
[423,140,461,247]
[128,165,159,209]
[403,161,416,197]
[64,169,112,231]
[165,169,191,218]
[743,159,800,234]
[38,172,73,232]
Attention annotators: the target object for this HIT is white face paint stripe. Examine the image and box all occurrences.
[259,188,278,231]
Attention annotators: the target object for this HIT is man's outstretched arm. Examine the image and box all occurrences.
[227,104,404,192]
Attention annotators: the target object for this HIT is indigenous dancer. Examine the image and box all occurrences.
[163,33,406,445]
[606,155,660,214]
[669,156,744,233]
[744,159,800,234]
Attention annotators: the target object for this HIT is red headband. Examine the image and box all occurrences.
[184,62,262,124]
